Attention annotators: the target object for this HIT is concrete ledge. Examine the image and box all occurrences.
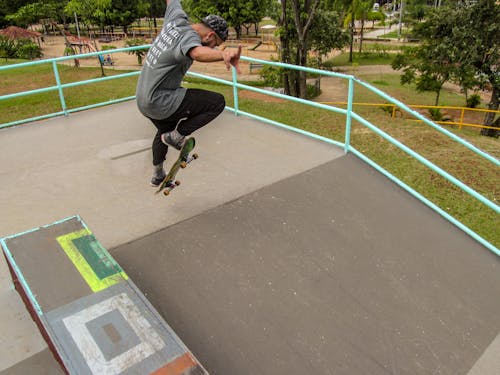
[1,216,207,375]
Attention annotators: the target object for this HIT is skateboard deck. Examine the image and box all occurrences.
[155,137,198,196]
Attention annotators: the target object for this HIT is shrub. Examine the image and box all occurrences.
[0,36,18,59]
[124,38,148,65]
[428,108,452,122]
[260,59,284,88]
[14,39,42,59]
[466,94,481,108]
[0,37,42,60]
[101,45,117,51]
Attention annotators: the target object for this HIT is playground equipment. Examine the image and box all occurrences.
[248,40,262,51]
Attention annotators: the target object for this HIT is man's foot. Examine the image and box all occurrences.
[150,173,166,187]
[161,130,186,150]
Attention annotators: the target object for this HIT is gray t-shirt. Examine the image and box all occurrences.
[136,0,201,120]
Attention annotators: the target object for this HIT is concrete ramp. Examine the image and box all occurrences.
[113,154,500,375]
[0,102,344,372]
[1,101,498,374]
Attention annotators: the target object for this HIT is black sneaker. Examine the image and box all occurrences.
[150,174,165,187]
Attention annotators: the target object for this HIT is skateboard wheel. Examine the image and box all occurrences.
[175,180,181,186]
[180,161,187,168]
[193,153,199,159]
[163,189,170,196]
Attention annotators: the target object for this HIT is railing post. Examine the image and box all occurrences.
[52,61,68,116]
[344,77,354,153]
[232,67,239,116]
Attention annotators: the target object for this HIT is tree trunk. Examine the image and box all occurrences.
[297,42,307,98]
[359,18,365,54]
[279,0,291,95]
[435,88,441,106]
[234,26,242,40]
[481,85,499,137]
[349,19,354,63]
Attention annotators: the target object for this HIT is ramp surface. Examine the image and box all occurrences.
[1,101,498,374]
[113,154,500,375]
[0,102,342,372]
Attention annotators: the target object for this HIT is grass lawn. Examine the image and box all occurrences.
[327,52,395,67]
[1,59,498,249]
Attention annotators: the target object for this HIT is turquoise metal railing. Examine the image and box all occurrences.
[1,46,498,255]
[0,46,143,127]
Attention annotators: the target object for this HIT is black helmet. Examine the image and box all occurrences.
[202,15,228,41]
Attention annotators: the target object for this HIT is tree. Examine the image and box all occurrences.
[0,0,32,27]
[391,5,461,106]
[105,0,148,34]
[277,0,349,98]
[6,1,63,28]
[278,0,320,98]
[308,10,349,67]
[452,0,499,137]
[182,0,271,40]
[124,37,148,64]
[356,0,374,54]
[149,0,166,29]
[65,0,111,29]
[392,1,499,137]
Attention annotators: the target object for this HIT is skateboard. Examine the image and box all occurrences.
[155,137,198,196]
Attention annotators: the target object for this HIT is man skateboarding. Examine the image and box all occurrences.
[136,0,242,186]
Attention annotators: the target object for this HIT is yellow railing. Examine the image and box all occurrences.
[129,27,160,38]
[320,102,500,130]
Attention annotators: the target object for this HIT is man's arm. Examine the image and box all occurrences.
[189,45,242,73]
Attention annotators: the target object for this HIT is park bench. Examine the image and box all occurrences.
[249,62,264,73]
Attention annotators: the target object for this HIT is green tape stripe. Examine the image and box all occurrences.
[56,229,128,292]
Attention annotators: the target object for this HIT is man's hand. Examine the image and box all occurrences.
[222,45,242,74]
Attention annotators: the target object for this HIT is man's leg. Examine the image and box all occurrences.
[148,120,176,186]
[162,88,225,147]
[148,88,225,186]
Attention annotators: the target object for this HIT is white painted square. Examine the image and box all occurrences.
[63,293,165,374]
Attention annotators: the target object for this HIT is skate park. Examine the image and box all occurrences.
[1,53,500,374]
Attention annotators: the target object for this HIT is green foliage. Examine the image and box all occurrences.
[428,108,452,122]
[259,59,283,88]
[124,37,147,64]
[182,0,273,39]
[308,10,349,62]
[0,36,41,59]
[466,94,481,109]
[64,46,76,55]
[14,38,42,59]
[306,80,321,99]
[65,0,111,27]
[391,7,460,106]
[100,44,116,51]
[105,0,148,33]
[0,35,16,58]
[392,0,499,136]
[5,1,60,27]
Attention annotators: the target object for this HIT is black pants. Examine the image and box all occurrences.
[149,88,225,165]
